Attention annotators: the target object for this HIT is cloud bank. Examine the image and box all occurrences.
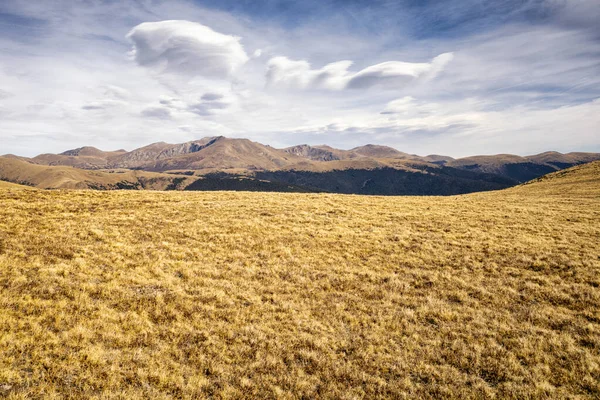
[0,0,598,158]
[266,53,454,90]
[127,20,249,79]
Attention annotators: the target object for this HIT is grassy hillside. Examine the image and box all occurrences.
[448,153,600,183]
[0,157,197,190]
[0,180,30,190]
[513,160,600,196]
[0,163,598,398]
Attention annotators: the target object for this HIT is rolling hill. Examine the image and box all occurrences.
[0,157,197,190]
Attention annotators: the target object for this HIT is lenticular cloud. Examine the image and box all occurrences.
[266,52,454,90]
[127,20,249,79]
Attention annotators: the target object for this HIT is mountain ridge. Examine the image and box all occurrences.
[3,136,599,194]
[19,136,599,178]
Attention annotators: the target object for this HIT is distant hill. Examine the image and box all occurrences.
[0,157,197,190]
[7,137,600,194]
[350,144,417,159]
[32,147,127,169]
[26,137,600,180]
[422,154,455,164]
[447,152,600,182]
[283,144,420,162]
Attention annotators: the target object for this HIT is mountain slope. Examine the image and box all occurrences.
[244,163,517,195]
[13,137,600,193]
[283,145,340,161]
[0,180,31,190]
[510,160,600,196]
[108,137,222,168]
[422,154,455,164]
[0,157,197,190]
[448,152,600,183]
[27,138,600,184]
[139,137,304,172]
[350,144,417,159]
[525,151,600,168]
[32,147,126,169]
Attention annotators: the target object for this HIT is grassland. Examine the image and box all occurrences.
[0,162,599,399]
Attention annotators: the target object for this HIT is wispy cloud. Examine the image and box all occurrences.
[265,53,453,90]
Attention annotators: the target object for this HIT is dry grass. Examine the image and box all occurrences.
[513,160,600,197]
[0,181,29,190]
[0,157,197,190]
[0,163,599,399]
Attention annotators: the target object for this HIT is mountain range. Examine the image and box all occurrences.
[2,136,599,194]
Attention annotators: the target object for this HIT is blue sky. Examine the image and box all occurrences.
[0,0,598,157]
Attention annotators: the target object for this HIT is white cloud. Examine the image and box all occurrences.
[102,85,131,100]
[0,89,13,99]
[155,90,237,117]
[201,92,224,101]
[278,97,600,157]
[265,53,453,90]
[141,106,172,119]
[81,99,129,111]
[127,20,249,79]
[187,99,231,116]
[381,96,418,115]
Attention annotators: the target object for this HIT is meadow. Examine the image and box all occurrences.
[0,162,598,399]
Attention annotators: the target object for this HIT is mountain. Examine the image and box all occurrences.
[29,137,304,172]
[283,144,419,162]
[137,137,302,172]
[422,154,455,164]
[349,144,417,159]
[7,137,599,195]
[283,145,340,161]
[108,136,223,169]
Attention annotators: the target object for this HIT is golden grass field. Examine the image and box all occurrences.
[0,162,599,399]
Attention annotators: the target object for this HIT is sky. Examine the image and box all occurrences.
[0,0,599,158]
